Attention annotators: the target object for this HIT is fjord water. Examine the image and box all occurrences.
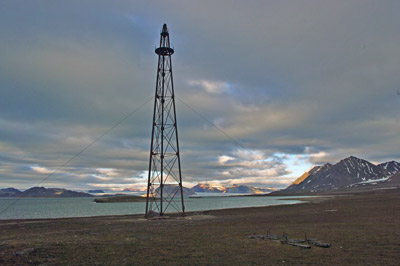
[0,196,308,220]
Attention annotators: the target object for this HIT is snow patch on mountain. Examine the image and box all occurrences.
[280,156,400,193]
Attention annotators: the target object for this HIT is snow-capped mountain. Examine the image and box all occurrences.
[191,183,226,193]
[281,156,400,193]
[378,161,400,176]
[190,183,276,194]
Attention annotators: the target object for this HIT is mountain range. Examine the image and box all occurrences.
[277,156,400,194]
[0,184,276,198]
[0,187,92,197]
[4,156,397,197]
[191,183,276,194]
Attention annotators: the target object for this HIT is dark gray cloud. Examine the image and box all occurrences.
[1,1,400,191]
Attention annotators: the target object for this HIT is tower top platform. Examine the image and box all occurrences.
[155,47,174,56]
[155,24,174,56]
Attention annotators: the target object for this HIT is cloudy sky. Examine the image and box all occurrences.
[1,0,400,191]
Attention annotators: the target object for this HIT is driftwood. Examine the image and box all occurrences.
[308,239,331,248]
[288,242,311,249]
[248,231,331,249]
[248,235,267,240]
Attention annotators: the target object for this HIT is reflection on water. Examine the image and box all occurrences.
[0,196,310,220]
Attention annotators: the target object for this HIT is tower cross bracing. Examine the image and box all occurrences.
[145,24,185,217]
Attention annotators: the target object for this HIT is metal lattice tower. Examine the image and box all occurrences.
[145,24,185,217]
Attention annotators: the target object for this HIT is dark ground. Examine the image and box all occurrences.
[0,189,399,265]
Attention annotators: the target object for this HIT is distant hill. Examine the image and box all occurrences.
[122,188,143,192]
[88,190,105,194]
[225,184,275,194]
[225,184,254,193]
[0,187,93,197]
[154,185,195,197]
[276,156,400,194]
[0,188,21,197]
[94,195,146,203]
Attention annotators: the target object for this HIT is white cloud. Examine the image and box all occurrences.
[188,79,230,94]
[218,155,234,164]
[30,166,53,174]
[96,168,120,177]
[214,149,291,187]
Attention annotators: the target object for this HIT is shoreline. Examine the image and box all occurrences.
[0,188,399,265]
[0,194,325,222]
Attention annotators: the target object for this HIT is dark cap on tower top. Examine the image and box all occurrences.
[161,24,169,36]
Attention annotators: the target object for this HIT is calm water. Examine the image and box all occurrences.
[0,196,309,220]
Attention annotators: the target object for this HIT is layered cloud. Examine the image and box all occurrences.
[188,79,230,94]
[1,1,400,191]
